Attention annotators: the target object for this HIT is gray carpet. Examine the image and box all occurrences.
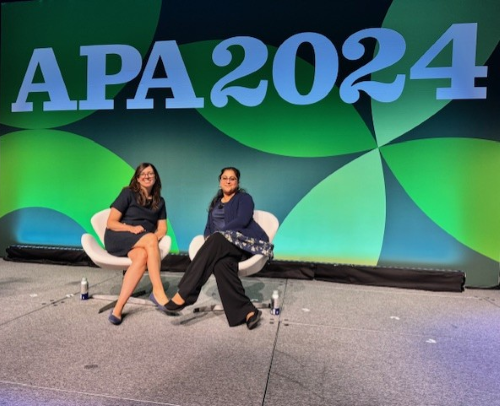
[0,259,499,406]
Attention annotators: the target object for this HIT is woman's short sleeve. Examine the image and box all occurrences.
[158,198,167,220]
[110,188,133,213]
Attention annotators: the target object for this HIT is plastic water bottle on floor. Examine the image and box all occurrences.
[271,290,280,315]
[80,277,89,300]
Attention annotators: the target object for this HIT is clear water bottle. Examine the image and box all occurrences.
[271,289,280,315]
[80,277,89,300]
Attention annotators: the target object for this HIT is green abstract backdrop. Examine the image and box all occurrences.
[1,0,499,286]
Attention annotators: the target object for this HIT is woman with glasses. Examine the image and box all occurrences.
[104,162,169,325]
[163,167,273,330]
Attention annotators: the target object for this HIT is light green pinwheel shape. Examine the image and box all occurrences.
[181,41,376,157]
[381,138,500,260]
[372,0,500,146]
[0,130,179,252]
[273,149,386,264]
[0,0,161,129]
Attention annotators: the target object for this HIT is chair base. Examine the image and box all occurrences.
[192,301,271,314]
[93,290,148,313]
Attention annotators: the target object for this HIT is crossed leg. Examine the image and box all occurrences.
[111,233,168,319]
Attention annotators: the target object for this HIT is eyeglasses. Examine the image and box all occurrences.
[221,176,237,182]
[140,172,155,178]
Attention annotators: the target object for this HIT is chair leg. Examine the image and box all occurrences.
[94,271,153,313]
[94,288,149,313]
[253,302,272,310]
[97,299,117,314]
[192,301,271,314]
[192,303,224,313]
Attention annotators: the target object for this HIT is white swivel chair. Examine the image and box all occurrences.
[81,208,172,313]
[188,210,279,311]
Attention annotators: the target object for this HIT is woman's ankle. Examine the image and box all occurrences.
[152,290,168,304]
[172,293,185,305]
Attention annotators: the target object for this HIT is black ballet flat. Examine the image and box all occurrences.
[165,300,187,312]
[246,309,261,330]
[149,293,180,316]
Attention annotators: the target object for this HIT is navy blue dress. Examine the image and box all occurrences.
[104,188,167,257]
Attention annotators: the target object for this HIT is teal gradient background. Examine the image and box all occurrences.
[1,0,499,286]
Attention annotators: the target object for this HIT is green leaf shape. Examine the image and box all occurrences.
[181,41,376,157]
[372,0,500,146]
[0,0,161,129]
[381,138,500,260]
[0,130,179,252]
[273,149,386,264]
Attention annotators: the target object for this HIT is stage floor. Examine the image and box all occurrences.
[0,259,499,406]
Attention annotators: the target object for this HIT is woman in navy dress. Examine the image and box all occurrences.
[104,162,169,325]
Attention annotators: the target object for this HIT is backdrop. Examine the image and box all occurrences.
[1,0,499,287]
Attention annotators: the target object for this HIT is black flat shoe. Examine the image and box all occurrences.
[246,309,261,330]
[149,293,180,316]
[165,300,187,312]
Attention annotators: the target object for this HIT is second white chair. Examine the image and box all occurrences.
[188,209,279,311]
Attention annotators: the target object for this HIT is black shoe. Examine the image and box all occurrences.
[246,309,261,330]
[165,300,187,312]
[149,293,179,316]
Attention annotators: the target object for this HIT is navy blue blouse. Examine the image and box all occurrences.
[111,188,166,233]
[204,192,268,241]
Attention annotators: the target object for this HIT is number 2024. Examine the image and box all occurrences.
[211,23,488,108]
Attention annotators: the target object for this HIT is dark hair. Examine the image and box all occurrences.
[128,162,162,210]
[208,167,245,210]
